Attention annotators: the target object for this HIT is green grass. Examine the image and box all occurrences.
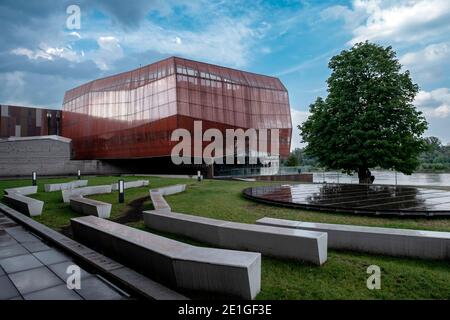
[1,176,449,299]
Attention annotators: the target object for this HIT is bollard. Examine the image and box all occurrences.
[77,170,81,180]
[32,171,37,186]
[197,171,201,182]
[118,179,125,203]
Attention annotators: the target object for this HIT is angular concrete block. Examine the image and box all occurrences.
[153,184,186,196]
[62,185,112,203]
[111,180,149,191]
[70,216,261,299]
[70,196,111,219]
[3,193,43,217]
[256,217,450,260]
[143,211,328,265]
[44,180,88,192]
[4,186,38,196]
[149,190,171,213]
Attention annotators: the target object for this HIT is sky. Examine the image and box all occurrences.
[0,0,449,149]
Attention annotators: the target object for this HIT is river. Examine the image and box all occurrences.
[312,170,450,186]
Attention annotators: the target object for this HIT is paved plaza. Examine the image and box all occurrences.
[0,212,127,300]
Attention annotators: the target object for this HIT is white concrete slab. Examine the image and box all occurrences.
[143,211,328,265]
[256,217,450,260]
[70,196,111,219]
[71,216,261,299]
[4,193,43,216]
[111,180,149,191]
[152,184,186,196]
[149,190,171,213]
[4,186,38,196]
[44,180,88,192]
[62,185,112,203]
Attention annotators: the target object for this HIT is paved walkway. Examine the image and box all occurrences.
[0,212,127,300]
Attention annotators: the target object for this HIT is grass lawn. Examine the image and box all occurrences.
[0,176,449,299]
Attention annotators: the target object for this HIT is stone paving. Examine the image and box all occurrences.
[0,212,127,300]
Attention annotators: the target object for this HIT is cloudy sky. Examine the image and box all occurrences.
[1,0,449,148]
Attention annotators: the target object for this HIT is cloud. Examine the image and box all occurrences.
[320,4,364,30]
[93,36,124,70]
[0,0,270,109]
[0,71,88,108]
[120,18,258,67]
[68,32,82,39]
[290,108,311,150]
[415,88,450,119]
[323,0,450,45]
[11,44,81,62]
[275,48,339,76]
[400,42,450,82]
[92,0,184,29]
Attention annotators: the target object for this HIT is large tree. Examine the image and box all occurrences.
[300,42,428,184]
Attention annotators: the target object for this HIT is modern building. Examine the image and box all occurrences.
[0,105,60,138]
[0,57,292,177]
[61,57,292,175]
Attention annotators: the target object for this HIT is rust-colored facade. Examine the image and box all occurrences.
[61,57,292,162]
[0,105,60,138]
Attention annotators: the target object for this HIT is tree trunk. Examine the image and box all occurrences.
[358,167,374,184]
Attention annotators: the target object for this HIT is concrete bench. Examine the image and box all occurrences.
[233,178,257,182]
[111,180,149,191]
[149,190,171,213]
[143,211,328,265]
[4,186,38,195]
[70,196,112,219]
[44,180,88,192]
[3,193,43,216]
[62,185,112,203]
[152,184,186,196]
[256,217,450,260]
[71,216,261,299]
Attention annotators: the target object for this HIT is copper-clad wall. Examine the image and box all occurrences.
[62,57,291,160]
[0,105,60,138]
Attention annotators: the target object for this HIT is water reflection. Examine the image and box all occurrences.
[244,184,450,216]
[312,171,450,186]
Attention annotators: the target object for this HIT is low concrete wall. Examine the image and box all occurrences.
[153,184,186,196]
[45,180,88,192]
[62,185,112,203]
[70,196,111,218]
[256,217,450,260]
[4,186,38,195]
[149,190,171,213]
[0,136,125,177]
[111,180,149,191]
[143,211,327,265]
[249,174,313,182]
[4,193,43,216]
[71,216,261,299]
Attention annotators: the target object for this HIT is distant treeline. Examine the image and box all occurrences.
[284,136,450,173]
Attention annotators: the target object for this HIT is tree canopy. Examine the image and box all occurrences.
[300,42,428,183]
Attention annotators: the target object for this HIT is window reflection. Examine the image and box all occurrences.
[62,57,292,160]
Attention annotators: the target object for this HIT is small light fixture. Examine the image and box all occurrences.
[32,171,37,186]
[118,179,125,203]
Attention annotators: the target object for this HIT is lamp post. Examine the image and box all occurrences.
[197,170,201,182]
[77,170,81,180]
[46,112,52,135]
[32,171,37,186]
[118,179,125,203]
